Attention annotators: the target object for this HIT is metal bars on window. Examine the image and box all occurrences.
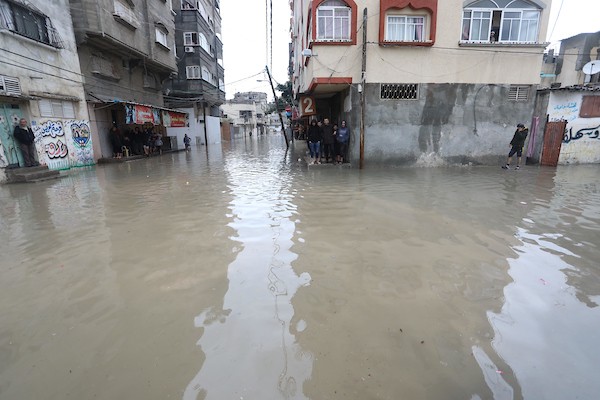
[508,85,529,101]
[380,84,419,100]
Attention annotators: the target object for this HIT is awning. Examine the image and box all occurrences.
[87,92,188,127]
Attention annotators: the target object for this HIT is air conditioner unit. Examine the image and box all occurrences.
[185,46,195,53]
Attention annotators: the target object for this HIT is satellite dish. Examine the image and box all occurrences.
[582,60,600,75]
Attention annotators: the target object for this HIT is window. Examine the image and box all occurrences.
[199,33,211,54]
[385,15,425,42]
[0,75,21,95]
[379,0,437,46]
[155,26,168,48]
[508,85,530,101]
[186,66,201,79]
[90,55,120,80]
[316,0,351,41]
[462,0,540,43]
[201,67,212,82]
[113,0,139,29]
[184,32,198,45]
[0,0,63,47]
[580,96,600,118]
[380,84,419,100]
[39,99,75,119]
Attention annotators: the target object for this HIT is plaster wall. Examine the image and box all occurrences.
[345,83,535,165]
[548,92,600,164]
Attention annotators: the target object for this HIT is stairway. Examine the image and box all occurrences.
[5,165,61,183]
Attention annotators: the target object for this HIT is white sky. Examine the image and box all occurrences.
[220,0,600,100]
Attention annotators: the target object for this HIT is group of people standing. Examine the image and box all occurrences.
[109,125,164,159]
[305,118,350,165]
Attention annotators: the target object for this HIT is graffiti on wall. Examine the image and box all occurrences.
[563,124,600,144]
[550,101,580,122]
[69,121,94,167]
[32,119,94,170]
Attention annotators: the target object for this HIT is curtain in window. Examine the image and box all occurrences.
[317,2,350,41]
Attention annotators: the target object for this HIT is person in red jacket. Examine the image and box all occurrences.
[13,118,39,167]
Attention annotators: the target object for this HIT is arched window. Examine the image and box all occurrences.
[379,1,438,46]
[462,0,542,43]
[312,0,357,44]
[199,33,210,54]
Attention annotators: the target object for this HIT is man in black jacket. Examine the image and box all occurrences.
[502,123,528,170]
[13,118,39,167]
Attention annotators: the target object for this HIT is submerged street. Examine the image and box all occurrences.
[1,135,599,400]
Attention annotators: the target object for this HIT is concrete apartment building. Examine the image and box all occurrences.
[221,92,269,137]
[68,0,185,159]
[162,0,225,147]
[0,0,92,179]
[290,0,554,166]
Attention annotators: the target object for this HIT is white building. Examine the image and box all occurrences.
[0,0,92,179]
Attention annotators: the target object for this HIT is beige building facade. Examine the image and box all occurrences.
[290,0,554,166]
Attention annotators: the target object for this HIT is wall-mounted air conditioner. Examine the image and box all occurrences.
[185,46,195,53]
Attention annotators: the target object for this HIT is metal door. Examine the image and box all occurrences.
[0,103,25,167]
[541,121,567,167]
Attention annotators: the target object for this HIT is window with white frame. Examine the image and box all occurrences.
[184,32,198,45]
[199,33,211,54]
[462,0,540,43]
[155,26,168,48]
[39,99,76,119]
[385,15,425,42]
[186,66,201,79]
[201,67,211,82]
[316,0,351,41]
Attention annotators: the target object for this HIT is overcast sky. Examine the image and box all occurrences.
[220,0,600,100]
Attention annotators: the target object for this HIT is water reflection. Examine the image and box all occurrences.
[184,144,312,399]
[487,166,600,400]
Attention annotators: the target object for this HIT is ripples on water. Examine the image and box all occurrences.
[0,137,599,399]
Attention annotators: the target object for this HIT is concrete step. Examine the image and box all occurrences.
[5,166,61,183]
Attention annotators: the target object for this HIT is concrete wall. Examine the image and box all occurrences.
[344,83,536,165]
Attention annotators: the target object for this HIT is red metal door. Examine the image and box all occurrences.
[541,121,567,167]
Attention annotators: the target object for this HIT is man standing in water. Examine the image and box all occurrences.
[502,123,528,170]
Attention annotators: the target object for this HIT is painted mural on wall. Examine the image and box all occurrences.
[32,119,94,170]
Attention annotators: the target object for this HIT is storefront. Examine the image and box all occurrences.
[88,99,188,159]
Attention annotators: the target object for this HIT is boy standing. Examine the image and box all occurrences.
[502,123,528,170]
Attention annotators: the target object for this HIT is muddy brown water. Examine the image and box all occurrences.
[1,136,599,400]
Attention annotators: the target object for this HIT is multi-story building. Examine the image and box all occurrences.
[290,0,554,166]
[0,0,93,177]
[68,0,186,159]
[221,92,269,137]
[162,0,225,146]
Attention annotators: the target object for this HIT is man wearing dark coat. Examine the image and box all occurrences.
[13,118,39,167]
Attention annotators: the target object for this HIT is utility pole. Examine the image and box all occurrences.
[265,65,289,149]
[359,8,367,169]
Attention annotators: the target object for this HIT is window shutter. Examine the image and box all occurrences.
[580,96,600,118]
[63,102,75,119]
[40,99,53,117]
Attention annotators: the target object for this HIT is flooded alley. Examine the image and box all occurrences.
[1,135,599,400]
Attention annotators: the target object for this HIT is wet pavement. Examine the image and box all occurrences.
[1,135,599,400]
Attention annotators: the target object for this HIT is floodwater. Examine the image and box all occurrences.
[1,135,599,400]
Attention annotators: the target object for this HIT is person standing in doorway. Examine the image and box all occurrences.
[307,119,322,164]
[13,118,39,167]
[502,123,528,170]
[321,118,335,163]
[183,134,191,152]
[336,120,350,164]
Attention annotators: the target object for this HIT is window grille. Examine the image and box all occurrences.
[508,86,529,101]
[380,84,419,100]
